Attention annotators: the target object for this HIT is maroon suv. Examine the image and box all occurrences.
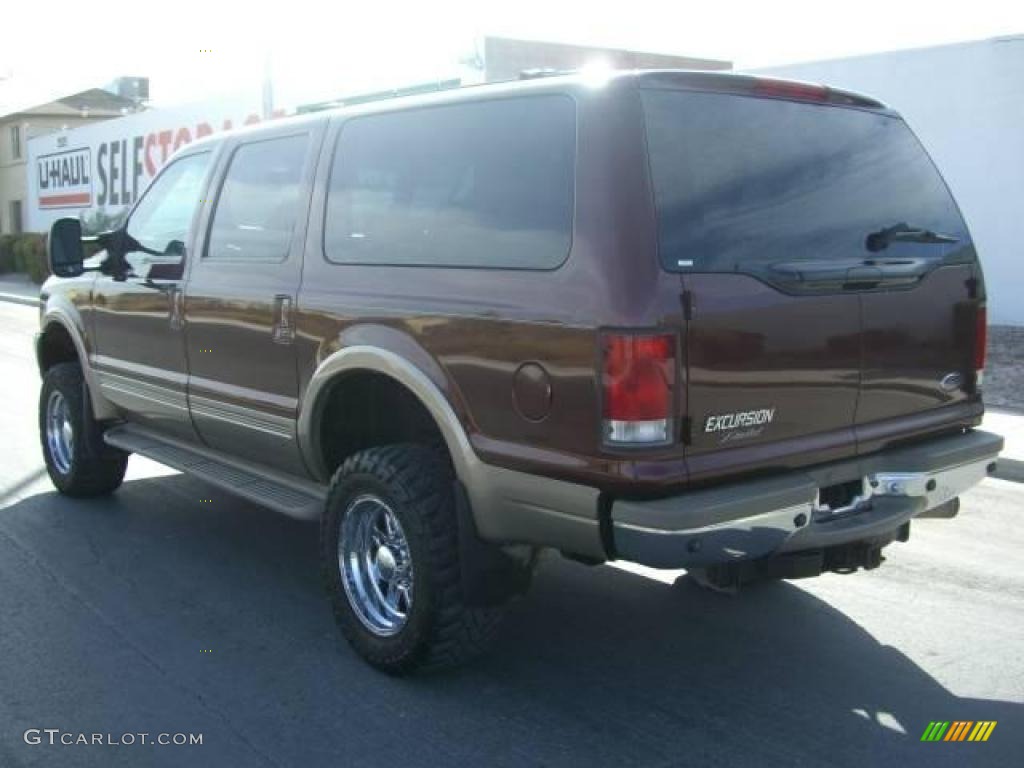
[38,70,1002,673]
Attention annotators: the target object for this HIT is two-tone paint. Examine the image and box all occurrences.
[38,70,986,562]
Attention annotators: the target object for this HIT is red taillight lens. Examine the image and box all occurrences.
[974,304,987,374]
[601,333,676,444]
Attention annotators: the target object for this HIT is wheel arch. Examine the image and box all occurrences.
[37,306,117,421]
[298,346,479,486]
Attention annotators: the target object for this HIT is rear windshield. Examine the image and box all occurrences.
[641,89,972,272]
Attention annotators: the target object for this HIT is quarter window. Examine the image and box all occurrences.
[324,96,575,269]
[207,135,309,262]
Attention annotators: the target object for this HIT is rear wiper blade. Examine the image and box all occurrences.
[865,222,958,252]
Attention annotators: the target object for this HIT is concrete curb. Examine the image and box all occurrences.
[0,292,40,308]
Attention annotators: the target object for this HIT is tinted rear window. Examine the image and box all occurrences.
[324,95,575,269]
[642,90,971,272]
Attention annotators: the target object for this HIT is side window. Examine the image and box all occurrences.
[206,134,309,262]
[124,152,211,280]
[324,96,575,269]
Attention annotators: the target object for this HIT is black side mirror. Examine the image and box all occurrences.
[48,218,85,277]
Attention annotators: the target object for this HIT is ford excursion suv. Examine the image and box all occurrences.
[38,70,1003,673]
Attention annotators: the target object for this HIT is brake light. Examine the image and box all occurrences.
[601,333,676,445]
[754,78,829,102]
[974,304,987,387]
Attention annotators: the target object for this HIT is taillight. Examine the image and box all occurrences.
[601,332,676,445]
[974,304,987,388]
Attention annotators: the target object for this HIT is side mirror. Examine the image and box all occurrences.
[48,218,85,277]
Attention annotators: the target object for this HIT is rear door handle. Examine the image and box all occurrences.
[272,295,294,345]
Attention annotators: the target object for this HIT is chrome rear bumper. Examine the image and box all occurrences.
[611,429,1003,569]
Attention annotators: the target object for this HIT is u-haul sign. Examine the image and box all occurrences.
[26,96,286,232]
[37,148,93,209]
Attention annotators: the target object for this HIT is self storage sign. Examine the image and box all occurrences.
[26,98,284,232]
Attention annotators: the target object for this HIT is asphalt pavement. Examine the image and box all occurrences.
[1,300,1022,768]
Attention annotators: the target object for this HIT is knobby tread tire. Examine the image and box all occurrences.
[321,443,503,674]
[39,363,128,497]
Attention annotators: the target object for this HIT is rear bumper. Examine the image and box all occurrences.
[611,429,1003,569]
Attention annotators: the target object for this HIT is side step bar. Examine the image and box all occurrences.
[104,424,325,520]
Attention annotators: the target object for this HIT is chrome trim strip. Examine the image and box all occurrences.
[92,354,189,387]
[96,370,188,412]
[189,393,294,439]
[95,363,297,440]
[188,374,297,413]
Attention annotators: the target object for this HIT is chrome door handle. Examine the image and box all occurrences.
[169,286,184,331]
[272,294,294,345]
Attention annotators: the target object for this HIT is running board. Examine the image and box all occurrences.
[104,424,325,520]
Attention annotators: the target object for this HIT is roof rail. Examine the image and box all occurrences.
[296,78,464,114]
[518,68,572,80]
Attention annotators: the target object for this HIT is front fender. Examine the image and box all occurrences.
[39,293,117,421]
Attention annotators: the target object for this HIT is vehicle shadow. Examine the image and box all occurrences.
[0,472,1019,768]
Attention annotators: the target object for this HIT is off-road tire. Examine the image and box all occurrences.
[39,363,128,496]
[321,444,504,674]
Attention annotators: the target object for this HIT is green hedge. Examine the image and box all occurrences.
[0,233,49,284]
[0,235,16,275]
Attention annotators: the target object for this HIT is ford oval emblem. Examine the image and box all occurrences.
[940,372,964,392]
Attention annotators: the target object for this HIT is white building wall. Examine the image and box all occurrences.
[24,96,274,233]
[756,36,1024,326]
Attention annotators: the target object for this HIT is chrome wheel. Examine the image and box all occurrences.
[45,390,74,475]
[339,494,414,637]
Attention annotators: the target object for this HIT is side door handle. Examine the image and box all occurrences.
[272,294,295,345]
[168,285,185,331]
